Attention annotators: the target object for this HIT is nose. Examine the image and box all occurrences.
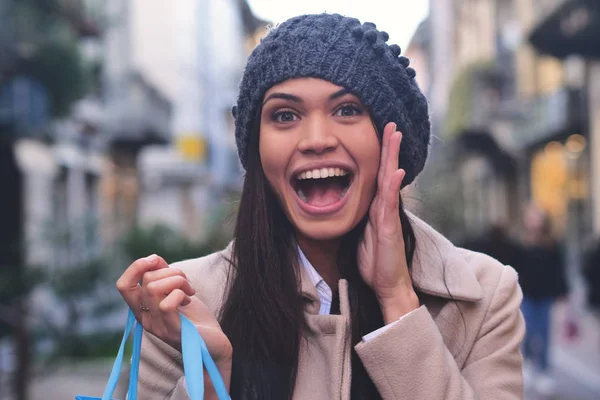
[297,117,339,155]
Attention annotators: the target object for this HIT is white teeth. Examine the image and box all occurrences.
[296,167,350,180]
[297,188,307,202]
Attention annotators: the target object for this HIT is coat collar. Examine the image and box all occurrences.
[298,213,483,310]
[407,213,483,302]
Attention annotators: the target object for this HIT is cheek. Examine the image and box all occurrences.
[350,128,381,179]
[345,127,381,210]
[259,130,292,192]
[259,140,276,180]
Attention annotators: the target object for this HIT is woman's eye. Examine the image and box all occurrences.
[335,104,362,117]
[273,111,299,123]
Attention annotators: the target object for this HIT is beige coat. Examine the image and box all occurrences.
[138,215,525,399]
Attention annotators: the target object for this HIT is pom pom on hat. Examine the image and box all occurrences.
[351,26,364,38]
[398,56,410,67]
[364,30,378,44]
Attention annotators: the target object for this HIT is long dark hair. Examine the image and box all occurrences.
[219,110,416,399]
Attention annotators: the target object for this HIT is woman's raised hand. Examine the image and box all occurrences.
[116,254,232,364]
[357,122,420,323]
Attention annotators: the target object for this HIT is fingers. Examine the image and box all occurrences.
[386,130,402,186]
[382,169,406,237]
[378,122,394,192]
[142,267,194,297]
[146,274,196,301]
[384,169,406,212]
[117,255,169,292]
[159,289,192,313]
[139,268,195,324]
[378,123,403,196]
[116,254,169,320]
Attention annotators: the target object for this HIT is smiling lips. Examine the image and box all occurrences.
[291,166,353,213]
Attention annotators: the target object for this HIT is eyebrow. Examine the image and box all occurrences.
[262,93,301,105]
[262,88,354,106]
[329,88,352,100]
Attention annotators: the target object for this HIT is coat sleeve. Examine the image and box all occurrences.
[138,330,191,399]
[354,265,525,399]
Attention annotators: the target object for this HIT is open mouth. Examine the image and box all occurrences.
[291,167,353,208]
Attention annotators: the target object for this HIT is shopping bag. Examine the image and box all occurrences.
[76,309,229,400]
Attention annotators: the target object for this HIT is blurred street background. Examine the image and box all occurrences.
[0,0,599,399]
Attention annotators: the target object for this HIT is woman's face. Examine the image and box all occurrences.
[524,205,547,236]
[259,78,380,241]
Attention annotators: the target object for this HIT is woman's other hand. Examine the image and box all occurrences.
[357,122,419,323]
[116,254,233,365]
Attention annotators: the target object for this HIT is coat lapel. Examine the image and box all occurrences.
[408,213,483,302]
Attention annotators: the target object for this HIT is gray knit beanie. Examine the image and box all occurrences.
[232,13,430,186]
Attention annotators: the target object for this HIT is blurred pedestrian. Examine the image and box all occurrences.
[462,223,525,268]
[583,237,600,315]
[515,204,568,395]
[115,13,525,399]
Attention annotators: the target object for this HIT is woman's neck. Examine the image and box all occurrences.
[296,235,342,290]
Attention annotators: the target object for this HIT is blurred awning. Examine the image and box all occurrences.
[453,130,517,176]
[103,72,172,154]
[530,0,600,59]
[57,0,102,38]
[238,0,269,36]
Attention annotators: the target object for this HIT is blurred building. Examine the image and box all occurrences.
[526,0,600,260]
[128,0,266,241]
[98,0,173,246]
[1,0,266,273]
[405,18,432,97]
[1,0,105,270]
[415,0,599,252]
[0,0,106,396]
[414,0,520,239]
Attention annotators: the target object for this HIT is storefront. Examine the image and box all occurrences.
[529,134,590,237]
[528,0,600,264]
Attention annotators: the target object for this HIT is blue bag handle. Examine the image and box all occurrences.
[97,309,229,400]
[95,310,139,399]
[181,314,229,399]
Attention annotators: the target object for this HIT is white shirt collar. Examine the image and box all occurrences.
[297,246,333,315]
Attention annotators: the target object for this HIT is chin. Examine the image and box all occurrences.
[293,219,356,241]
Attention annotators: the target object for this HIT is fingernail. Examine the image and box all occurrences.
[145,254,158,264]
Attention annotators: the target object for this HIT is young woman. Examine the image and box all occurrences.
[117,13,525,399]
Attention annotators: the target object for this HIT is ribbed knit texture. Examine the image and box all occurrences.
[232,13,431,186]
